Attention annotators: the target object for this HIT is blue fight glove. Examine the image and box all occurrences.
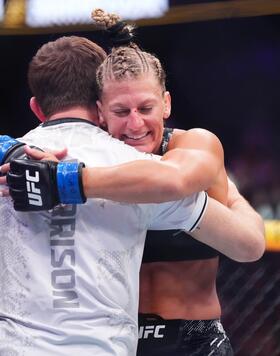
[0,135,26,165]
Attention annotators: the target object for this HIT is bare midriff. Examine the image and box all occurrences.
[139,257,220,320]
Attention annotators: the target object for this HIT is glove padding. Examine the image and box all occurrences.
[7,159,86,211]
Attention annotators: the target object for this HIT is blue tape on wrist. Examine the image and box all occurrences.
[56,162,84,204]
[0,136,20,164]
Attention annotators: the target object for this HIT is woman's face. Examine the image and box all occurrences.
[97,74,171,154]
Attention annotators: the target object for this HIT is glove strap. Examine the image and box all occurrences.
[56,162,86,204]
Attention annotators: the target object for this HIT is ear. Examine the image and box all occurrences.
[30,97,47,123]
[163,91,171,120]
[96,100,107,129]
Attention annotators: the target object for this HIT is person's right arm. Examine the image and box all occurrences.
[1,129,227,204]
[84,128,228,204]
[0,145,211,203]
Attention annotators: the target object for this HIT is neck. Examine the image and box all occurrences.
[48,106,99,126]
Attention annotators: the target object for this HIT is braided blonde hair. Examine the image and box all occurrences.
[91,8,121,29]
[91,8,166,95]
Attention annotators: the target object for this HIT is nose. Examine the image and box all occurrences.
[127,110,144,130]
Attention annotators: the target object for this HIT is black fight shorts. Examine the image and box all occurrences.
[137,314,233,356]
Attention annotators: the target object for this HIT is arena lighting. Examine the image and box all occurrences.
[26,0,169,27]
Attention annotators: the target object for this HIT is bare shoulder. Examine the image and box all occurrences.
[169,128,224,153]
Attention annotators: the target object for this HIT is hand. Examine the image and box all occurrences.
[7,159,86,211]
[0,163,10,197]
[0,143,67,198]
[24,146,68,162]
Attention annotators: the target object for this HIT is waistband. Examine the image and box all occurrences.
[138,314,225,341]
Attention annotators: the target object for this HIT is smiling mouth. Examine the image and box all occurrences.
[122,132,150,141]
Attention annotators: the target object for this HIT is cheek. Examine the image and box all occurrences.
[152,121,164,151]
[107,120,124,138]
[150,118,164,138]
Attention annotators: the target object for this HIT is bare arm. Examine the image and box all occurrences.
[3,129,226,203]
[84,128,228,203]
[83,160,188,203]
[164,128,228,204]
[189,179,265,262]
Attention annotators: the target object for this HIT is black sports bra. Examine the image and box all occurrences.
[142,128,219,263]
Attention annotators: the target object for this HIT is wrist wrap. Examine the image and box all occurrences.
[56,162,86,204]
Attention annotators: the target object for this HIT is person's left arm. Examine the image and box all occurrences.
[189,179,265,262]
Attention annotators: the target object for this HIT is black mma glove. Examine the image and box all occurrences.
[7,159,86,211]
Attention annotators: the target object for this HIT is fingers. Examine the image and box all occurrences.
[24,145,67,162]
[24,146,48,160]
[50,147,68,160]
[0,175,7,185]
[0,164,10,197]
[25,146,58,161]
[0,163,10,175]
[0,188,10,197]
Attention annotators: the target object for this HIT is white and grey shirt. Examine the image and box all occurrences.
[0,119,207,356]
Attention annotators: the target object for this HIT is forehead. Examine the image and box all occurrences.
[101,75,163,105]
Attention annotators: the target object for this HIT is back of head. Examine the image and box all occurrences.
[91,9,166,96]
[28,36,106,118]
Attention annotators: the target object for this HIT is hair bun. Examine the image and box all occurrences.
[108,21,134,46]
[91,8,120,29]
[91,8,135,47]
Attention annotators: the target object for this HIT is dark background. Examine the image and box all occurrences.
[0,14,279,214]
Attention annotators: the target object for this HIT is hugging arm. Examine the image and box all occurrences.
[83,129,228,203]
[3,128,227,204]
[81,128,228,204]
[2,136,265,262]
[189,179,265,262]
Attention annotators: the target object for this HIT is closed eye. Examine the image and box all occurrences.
[113,109,130,117]
[139,107,152,114]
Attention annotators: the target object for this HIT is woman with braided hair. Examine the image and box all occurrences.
[90,9,240,356]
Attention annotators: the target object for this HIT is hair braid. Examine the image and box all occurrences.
[91,8,166,96]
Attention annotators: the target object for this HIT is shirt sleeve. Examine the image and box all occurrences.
[147,191,208,232]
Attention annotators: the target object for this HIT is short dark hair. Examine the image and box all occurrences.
[28,36,106,117]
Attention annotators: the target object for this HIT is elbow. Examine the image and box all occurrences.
[241,236,265,262]
[236,230,266,263]
[234,213,266,263]
[248,216,266,262]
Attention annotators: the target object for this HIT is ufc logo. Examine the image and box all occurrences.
[26,170,43,206]
[139,325,165,339]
